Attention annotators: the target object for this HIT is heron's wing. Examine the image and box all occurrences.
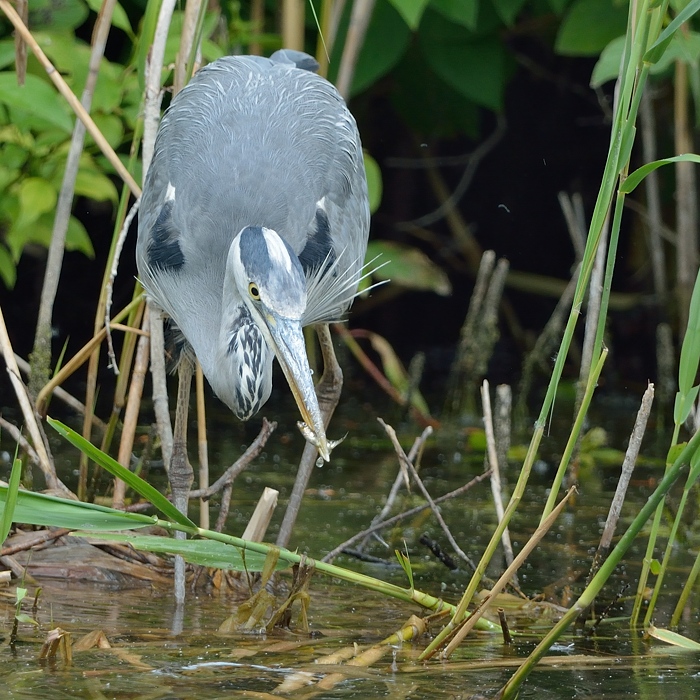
[297,110,370,326]
[141,56,361,257]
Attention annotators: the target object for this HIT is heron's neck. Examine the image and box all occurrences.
[207,272,273,420]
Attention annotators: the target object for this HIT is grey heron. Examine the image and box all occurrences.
[136,50,370,470]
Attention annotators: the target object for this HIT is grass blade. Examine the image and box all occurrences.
[72,532,291,572]
[648,625,700,650]
[0,455,23,544]
[48,417,196,528]
[0,487,157,531]
[621,154,700,194]
[644,0,700,65]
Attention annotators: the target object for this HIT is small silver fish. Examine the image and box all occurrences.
[297,421,346,459]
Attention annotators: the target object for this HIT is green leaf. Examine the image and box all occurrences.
[353,0,411,94]
[687,442,700,487]
[0,486,157,531]
[395,545,414,589]
[621,154,700,194]
[617,124,636,173]
[667,441,687,466]
[74,168,119,203]
[136,0,161,92]
[74,533,292,572]
[555,0,628,57]
[364,151,383,214]
[391,44,480,138]
[419,9,508,111]
[675,267,700,427]
[0,73,73,133]
[648,625,700,650]
[388,0,430,28]
[48,418,197,528]
[663,31,700,69]
[15,613,39,626]
[368,332,407,389]
[591,31,700,88]
[591,35,626,87]
[366,240,452,295]
[91,113,124,150]
[84,0,134,37]
[492,0,527,25]
[329,0,411,96]
[28,0,90,31]
[674,385,700,425]
[645,0,700,65]
[0,457,23,545]
[67,216,95,258]
[33,31,91,78]
[0,40,16,69]
[18,177,57,225]
[0,246,17,288]
[431,0,479,30]
[89,69,126,115]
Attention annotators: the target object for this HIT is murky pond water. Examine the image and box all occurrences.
[3,395,700,698]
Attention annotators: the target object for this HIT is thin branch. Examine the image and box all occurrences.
[0,305,69,495]
[282,0,305,52]
[105,198,141,374]
[335,0,375,99]
[0,416,40,466]
[174,0,204,94]
[113,307,150,510]
[588,384,654,583]
[406,116,506,229]
[30,0,121,396]
[482,380,517,580]
[214,483,233,532]
[1,528,71,556]
[674,59,698,333]
[142,0,177,177]
[378,418,477,571]
[640,90,667,297]
[322,470,491,563]
[189,418,276,499]
[356,425,433,552]
[13,355,107,433]
[441,487,576,659]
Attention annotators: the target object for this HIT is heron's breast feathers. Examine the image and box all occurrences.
[224,310,272,421]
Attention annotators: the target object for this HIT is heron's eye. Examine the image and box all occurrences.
[248,283,261,300]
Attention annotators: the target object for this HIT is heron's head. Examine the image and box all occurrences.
[227,226,330,461]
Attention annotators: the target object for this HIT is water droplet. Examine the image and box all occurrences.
[315,457,324,468]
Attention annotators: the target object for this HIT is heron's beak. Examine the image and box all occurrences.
[264,314,331,461]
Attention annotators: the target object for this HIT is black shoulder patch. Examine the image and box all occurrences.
[299,208,335,274]
[147,201,185,272]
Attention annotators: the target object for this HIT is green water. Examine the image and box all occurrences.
[2,396,700,698]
